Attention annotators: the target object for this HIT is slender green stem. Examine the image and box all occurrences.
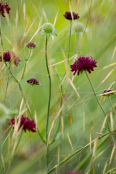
[47,129,116,174]
[20,61,27,81]
[45,35,52,167]
[108,96,115,113]
[20,49,32,81]
[5,62,32,117]
[5,63,46,144]
[67,20,72,62]
[85,71,115,145]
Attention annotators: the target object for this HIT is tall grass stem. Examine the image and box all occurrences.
[45,35,52,168]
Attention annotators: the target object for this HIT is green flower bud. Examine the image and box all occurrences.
[40,23,57,36]
[0,103,10,123]
[72,22,88,35]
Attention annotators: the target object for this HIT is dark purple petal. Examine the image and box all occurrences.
[0,2,10,17]
[63,12,79,20]
[70,55,97,76]
[26,42,36,48]
[9,116,36,133]
[27,78,39,85]
[102,89,114,96]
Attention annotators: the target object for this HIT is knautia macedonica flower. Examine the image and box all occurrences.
[0,103,10,123]
[102,89,114,96]
[27,78,39,85]
[63,12,79,20]
[70,55,97,76]
[10,116,36,133]
[0,2,10,17]
[40,23,57,36]
[26,42,36,49]
[0,51,21,66]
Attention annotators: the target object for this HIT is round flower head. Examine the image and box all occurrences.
[40,23,57,36]
[63,12,79,20]
[72,22,88,35]
[26,42,36,49]
[9,116,36,133]
[70,55,97,76]
[0,2,10,17]
[27,78,39,85]
[102,89,114,96]
[0,103,10,123]
[0,51,21,66]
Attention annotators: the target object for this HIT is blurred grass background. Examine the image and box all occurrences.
[0,0,116,173]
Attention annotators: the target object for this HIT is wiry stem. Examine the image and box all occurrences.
[45,35,52,168]
[85,71,115,145]
[108,96,115,114]
[5,62,32,117]
[5,63,46,144]
[20,49,32,81]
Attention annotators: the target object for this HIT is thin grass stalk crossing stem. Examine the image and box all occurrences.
[67,20,72,62]
[2,130,23,174]
[47,129,116,174]
[108,96,115,113]
[5,62,32,117]
[45,35,51,168]
[5,63,45,144]
[85,71,115,145]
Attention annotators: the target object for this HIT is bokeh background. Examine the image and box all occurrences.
[1,0,116,173]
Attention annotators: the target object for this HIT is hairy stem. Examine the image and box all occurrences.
[45,35,52,168]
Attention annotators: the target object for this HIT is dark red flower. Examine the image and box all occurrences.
[0,2,10,17]
[64,12,79,20]
[70,55,97,76]
[102,89,114,96]
[26,42,36,49]
[0,51,21,66]
[27,78,39,85]
[10,116,36,133]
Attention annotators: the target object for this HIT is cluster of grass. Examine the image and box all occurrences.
[0,0,116,174]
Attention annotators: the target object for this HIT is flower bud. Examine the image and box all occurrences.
[40,23,57,36]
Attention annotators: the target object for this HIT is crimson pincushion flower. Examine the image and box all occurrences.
[70,55,97,76]
[64,12,79,20]
[0,2,10,17]
[0,51,21,66]
[26,42,36,49]
[102,89,114,96]
[10,116,36,132]
[27,78,39,85]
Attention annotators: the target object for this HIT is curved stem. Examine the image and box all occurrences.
[85,71,115,145]
[20,49,32,81]
[45,35,52,167]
